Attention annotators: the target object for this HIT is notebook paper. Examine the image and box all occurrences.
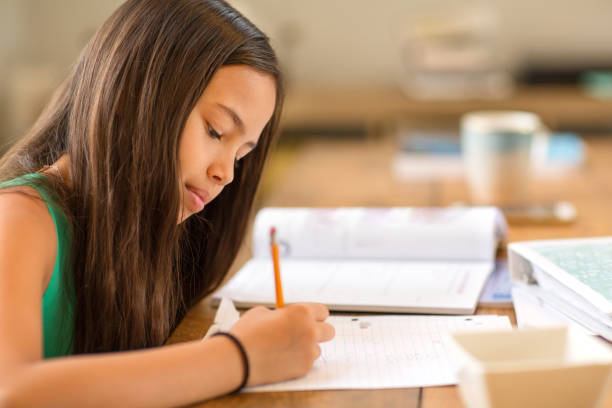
[248,314,512,391]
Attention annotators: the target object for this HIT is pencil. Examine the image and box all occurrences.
[270,226,284,308]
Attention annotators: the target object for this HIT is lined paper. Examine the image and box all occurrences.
[249,314,511,391]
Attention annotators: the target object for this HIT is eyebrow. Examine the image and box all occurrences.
[215,103,257,150]
[216,103,245,134]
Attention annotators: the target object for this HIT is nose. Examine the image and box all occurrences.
[207,154,234,186]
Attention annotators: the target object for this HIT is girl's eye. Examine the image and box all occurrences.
[207,124,221,140]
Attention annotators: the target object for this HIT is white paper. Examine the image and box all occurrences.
[253,207,506,262]
[511,282,612,341]
[215,259,493,314]
[247,314,512,392]
[512,283,593,335]
[202,297,240,339]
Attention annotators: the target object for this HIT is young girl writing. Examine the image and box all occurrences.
[0,0,334,406]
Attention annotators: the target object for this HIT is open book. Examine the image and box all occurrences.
[213,207,507,314]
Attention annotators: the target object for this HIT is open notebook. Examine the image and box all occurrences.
[213,207,507,314]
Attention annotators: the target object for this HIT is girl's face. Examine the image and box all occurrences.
[178,65,276,223]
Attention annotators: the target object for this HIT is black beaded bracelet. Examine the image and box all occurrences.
[212,332,249,393]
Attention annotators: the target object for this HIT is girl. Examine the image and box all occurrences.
[0,0,334,406]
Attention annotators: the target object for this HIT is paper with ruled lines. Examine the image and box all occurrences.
[247,314,511,391]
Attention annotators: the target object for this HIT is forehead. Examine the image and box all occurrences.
[197,65,277,133]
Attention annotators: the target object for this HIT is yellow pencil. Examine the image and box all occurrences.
[270,226,284,308]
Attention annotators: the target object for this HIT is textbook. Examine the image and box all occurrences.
[509,236,612,340]
[213,207,507,314]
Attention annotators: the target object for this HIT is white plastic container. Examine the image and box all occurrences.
[445,327,612,408]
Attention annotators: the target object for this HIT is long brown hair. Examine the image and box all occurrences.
[0,0,283,353]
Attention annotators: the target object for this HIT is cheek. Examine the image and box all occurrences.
[179,121,212,176]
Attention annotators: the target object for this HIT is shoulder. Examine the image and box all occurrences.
[0,185,56,232]
[0,186,58,290]
[0,186,59,367]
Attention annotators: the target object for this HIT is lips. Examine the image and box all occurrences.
[186,185,210,213]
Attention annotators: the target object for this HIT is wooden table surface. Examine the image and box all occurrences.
[167,135,612,407]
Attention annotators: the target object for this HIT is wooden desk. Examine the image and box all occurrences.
[168,136,612,407]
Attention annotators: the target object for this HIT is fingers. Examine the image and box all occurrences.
[242,305,271,318]
[277,304,334,345]
[316,321,335,343]
[284,303,334,342]
[313,344,322,360]
[290,302,330,321]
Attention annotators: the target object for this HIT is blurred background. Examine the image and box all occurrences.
[1,1,612,208]
[2,0,612,147]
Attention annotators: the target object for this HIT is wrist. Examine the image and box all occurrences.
[211,332,249,393]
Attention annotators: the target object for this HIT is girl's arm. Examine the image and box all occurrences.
[3,303,333,408]
[3,336,245,407]
[0,192,334,407]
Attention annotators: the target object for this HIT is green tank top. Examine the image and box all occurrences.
[0,173,73,358]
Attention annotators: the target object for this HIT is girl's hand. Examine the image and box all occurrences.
[229,303,335,386]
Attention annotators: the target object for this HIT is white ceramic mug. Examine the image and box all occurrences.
[461,111,546,205]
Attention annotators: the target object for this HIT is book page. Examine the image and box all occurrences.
[214,259,493,314]
[252,207,506,262]
[248,315,512,391]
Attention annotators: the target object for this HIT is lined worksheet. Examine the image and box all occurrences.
[248,315,511,391]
